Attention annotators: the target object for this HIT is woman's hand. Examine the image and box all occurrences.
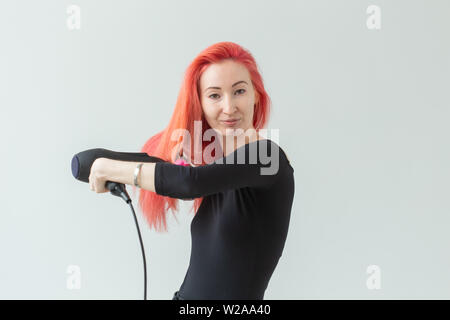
[88,157,110,193]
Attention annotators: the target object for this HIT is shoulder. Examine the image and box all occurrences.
[249,139,293,175]
[260,139,290,162]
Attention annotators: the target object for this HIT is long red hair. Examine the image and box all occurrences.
[135,41,272,232]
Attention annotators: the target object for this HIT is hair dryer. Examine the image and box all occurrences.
[71,148,165,203]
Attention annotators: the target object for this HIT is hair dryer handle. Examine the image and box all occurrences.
[106,181,131,203]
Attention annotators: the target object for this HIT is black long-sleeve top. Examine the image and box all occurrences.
[154,138,295,300]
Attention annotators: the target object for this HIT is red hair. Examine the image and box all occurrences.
[135,41,272,232]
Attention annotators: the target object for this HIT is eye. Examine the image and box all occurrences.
[208,89,246,99]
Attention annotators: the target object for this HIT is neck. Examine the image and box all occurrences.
[220,130,261,157]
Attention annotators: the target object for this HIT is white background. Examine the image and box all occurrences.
[0,0,449,299]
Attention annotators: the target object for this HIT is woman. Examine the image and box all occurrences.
[88,41,295,300]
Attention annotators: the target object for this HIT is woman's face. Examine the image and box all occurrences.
[199,59,259,140]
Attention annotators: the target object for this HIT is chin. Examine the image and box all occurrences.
[221,127,243,136]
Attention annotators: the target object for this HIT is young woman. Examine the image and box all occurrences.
[89,41,295,300]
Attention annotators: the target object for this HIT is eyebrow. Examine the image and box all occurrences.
[205,80,248,92]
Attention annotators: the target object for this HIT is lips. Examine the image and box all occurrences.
[221,119,240,126]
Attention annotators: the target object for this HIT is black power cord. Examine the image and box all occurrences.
[106,181,147,300]
[128,201,147,300]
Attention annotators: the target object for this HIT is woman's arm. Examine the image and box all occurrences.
[92,139,284,198]
[100,158,156,192]
[153,140,284,199]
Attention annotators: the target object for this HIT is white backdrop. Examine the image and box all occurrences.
[0,0,449,299]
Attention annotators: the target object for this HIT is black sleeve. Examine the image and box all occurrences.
[154,140,286,199]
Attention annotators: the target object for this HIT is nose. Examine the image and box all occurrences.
[222,95,236,115]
